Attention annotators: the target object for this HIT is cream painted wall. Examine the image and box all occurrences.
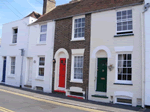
[89,5,143,106]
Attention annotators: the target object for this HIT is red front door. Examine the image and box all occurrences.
[58,58,66,88]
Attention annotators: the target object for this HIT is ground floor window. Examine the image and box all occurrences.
[38,57,45,76]
[11,57,16,74]
[117,54,132,81]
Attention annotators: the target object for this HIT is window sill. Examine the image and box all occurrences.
[7,75,15,78]
[114,33,134,37]
[9,43,17,46]
[36,43,46,46]
[114,83,133,86]
[71,38,85,41]
[35,76,44,81]
[70,80,83,83]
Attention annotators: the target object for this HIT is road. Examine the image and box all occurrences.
[0,90,90,112]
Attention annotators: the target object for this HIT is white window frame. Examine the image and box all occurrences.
[12,28,18,44]
[116,9,133,35]
[10,57,16,75]
[115,53,132,84]
[39,24,47,43]
[71,55,84,83]
[38,57,45,77]
[71,15,85,41]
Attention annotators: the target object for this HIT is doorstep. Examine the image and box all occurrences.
[92,94,108,99]
[54,90,66,93]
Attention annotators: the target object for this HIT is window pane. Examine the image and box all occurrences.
[40,34,46,42]
[11,57,16,74]
[128,25,132,30]
[41,25,47,32]
[74,18,85,38]
[118,54,132,81]
[122,11,126,16]
[74,56,83,79]
[117,12,121,16]
[128,10,132,15]
[39,68,44,76]
[12,34,17,43]
[39,57,45,66]
[117,26,121,31]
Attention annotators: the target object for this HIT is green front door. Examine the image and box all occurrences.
[96,58,107,92]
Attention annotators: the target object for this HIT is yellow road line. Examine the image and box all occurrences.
[0,107,14,112]
[0,89,103,112]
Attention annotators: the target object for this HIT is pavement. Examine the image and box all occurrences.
[0,84,149,112]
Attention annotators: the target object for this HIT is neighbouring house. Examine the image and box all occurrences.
[88,0,144,107]
[144,0,150,107]
[25,0,56,92]
[0,12,41,87]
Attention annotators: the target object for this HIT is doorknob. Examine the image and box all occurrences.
[102,70,104,72]
[101,77,105,80]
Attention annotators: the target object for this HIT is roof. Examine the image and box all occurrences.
[35,0,144,23]
[25,11,41,19]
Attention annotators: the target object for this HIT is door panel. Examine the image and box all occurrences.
[27,58,33,85]
[96,58,107,92]
[2,59,6,82]
[58,58,66,88]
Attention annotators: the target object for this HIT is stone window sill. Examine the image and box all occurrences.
[71,38,85,41]
[7,75,15,78]
[70,80,83,83]
[114,33,134,37]
[9,43,17,46]
[114,83,133,86]
[35,76,44,81]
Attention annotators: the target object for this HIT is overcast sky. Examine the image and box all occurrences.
[0,0,70,37]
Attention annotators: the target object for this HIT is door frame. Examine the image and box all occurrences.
[26,57,33,85]
[2,57,7,83]
[95,58,108,93]
[54,48,69,91]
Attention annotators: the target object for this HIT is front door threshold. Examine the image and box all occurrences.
[54,90,66,93]
[92,94,108,99]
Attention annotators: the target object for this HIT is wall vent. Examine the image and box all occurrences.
[117,98,132,104]
[36,86,43,91]
[70,92,83,97]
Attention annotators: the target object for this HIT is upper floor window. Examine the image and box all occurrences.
[72,16,85,41]
[117,10,132,35]
[12,28,18,43]
[40,25,47,43]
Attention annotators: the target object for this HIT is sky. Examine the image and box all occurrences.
[0,0,70,37]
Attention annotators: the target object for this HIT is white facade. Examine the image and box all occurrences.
[26,21,55,93]
[0,17,37,87]
[144,0,150,106]
[88,4,144,107]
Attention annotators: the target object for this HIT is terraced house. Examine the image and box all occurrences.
[2,0,150,108]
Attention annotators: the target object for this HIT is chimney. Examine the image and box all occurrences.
[70,0,81,3]
[43,0,56,15]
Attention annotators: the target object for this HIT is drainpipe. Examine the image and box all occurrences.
[141,2,150,108]
[19,49,25,88]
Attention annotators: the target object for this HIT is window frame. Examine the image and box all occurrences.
[116,9,133,35]
[12,28,18,44]
[115,53,132,84]
[39,24,47,43]
[38,57,45,77]
[71,15,85,41]
[71,54,84,83]
[10,57,16,75]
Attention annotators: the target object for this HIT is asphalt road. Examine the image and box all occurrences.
[0,91,88,112]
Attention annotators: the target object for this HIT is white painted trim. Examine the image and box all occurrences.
[54,48,69,59]
[92,46,111,58]
[114,46,133,52]
[114,91,133,98]
[71,49,85,55]
[71,15,85,41]
[54,48,69,91]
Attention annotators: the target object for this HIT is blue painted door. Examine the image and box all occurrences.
[2,59,6,82]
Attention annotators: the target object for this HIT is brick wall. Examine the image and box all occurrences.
[52,14,91,92]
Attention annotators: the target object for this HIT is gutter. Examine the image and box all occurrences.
[141,2,150,108]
